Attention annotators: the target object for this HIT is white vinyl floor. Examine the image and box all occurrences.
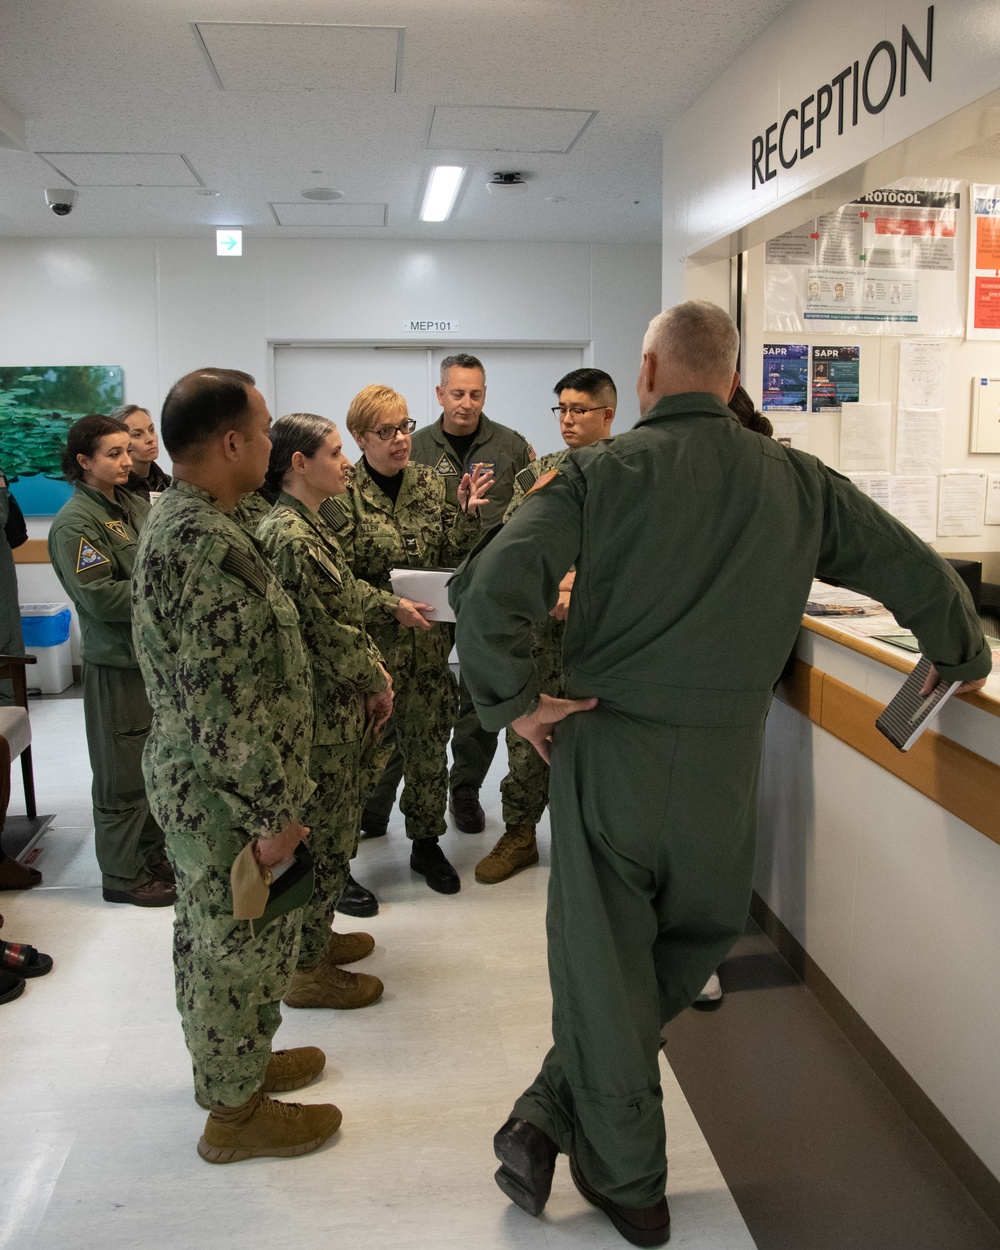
[1,695,756,1250]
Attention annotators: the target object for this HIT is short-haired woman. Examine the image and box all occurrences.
[329,384,491,894]
[257,413,392,1010]
[48,415,174,907]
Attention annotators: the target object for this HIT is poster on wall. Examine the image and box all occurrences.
[765,179,963,338]
[967,186,1000,340]
[771,421,808,452]
[0,367,124,515]
[810,346,859,412]
[761,344,808,411]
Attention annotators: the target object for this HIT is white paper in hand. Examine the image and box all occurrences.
[390,567,456,622]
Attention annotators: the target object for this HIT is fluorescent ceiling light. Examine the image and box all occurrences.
[420,165,464,222]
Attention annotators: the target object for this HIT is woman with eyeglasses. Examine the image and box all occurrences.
[324,384,491,896]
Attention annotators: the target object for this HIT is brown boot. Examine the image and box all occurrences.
[195,1046,326,1108]
[197,1090,341,1164]
[475,825,539,884]
[325,930,375,965]
[283,960,384,1009]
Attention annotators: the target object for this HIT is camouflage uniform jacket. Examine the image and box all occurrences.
[410,414,534,528]
[257,491,388,746]
[502,448,571,523]
[48,483,150,668]
[131,479,314,841]
[322,459,480,677]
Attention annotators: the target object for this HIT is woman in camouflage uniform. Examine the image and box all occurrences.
[257,414,392,1010]
[324,385,490,894]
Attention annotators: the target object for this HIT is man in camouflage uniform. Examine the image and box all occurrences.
[325,383,485,892]
[475,368,617,885]
[132,368,340,1164]
[408,353,534,834]
[258,427,390,1009]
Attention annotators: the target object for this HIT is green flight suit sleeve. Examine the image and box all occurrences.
[814,465,991,684]
[450,466,584,730]
[48,521,133,622]
[268,536,388,696]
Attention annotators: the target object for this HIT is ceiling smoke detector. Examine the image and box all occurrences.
[486,172,528,195]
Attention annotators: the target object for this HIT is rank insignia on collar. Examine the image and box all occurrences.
[76,538,110,574]
[434,453,459,477]
[526,469,559,496]
[105,519,129,540]
[402,534,419,554]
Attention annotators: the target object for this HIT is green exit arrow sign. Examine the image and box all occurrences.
[216,229,243,256]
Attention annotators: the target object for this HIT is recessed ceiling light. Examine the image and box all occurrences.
[420,165,464,222]
[301,187,344,201]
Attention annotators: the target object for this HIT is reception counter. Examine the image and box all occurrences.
[756,615,1000,1219]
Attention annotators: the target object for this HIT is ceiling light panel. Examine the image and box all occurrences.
[37,152,203,187]
[427,106,596,154]
[421,166,464,222]
[270,202,388,227]
[193,22,404,92]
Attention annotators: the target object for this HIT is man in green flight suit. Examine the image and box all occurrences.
[475,367,616,885]
[450,301,991,1247]
[132,369,340,1164]
[407,353,534,835]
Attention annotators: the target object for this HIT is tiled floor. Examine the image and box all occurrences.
[1,696,755,1250]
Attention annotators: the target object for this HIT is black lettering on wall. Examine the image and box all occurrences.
[815,84,833,148]
[764,122,778,181]
[751,134,765,188]
[901,5,934,96]
[800,93,815,158]
[863,41,897,113]
[779,108,799,168]
[831,67,851,135]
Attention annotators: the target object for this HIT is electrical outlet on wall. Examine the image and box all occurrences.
[970,377,1000,454]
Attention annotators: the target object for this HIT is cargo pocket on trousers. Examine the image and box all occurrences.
[110,724,152,804]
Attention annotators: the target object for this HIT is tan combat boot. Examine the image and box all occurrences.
[283,960,384,1009]
[325,930,375,965]
[195,1046,327,1108]
[475,824,539,884]
[197,1090,342,1163]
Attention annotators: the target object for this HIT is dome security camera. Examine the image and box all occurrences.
[45,188,77,216]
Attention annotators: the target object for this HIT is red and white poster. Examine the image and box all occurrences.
[969,186,1000,339]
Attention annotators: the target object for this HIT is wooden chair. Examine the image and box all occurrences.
[0,654,37,821]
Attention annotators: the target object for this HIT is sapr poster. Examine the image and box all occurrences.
[967,185,1000,340]
[811,345,860,412]
[762,343,808,411]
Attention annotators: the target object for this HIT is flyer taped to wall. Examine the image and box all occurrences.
[810,345,859,411]
[967,185,1000,340]
[762,344,808,410]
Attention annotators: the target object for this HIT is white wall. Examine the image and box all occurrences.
[1,235,660,660]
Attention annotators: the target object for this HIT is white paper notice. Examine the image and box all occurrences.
[987,474,1000,526]
[389,568,456,623]
[894,407,944,475]
[888,476,937,541]
[937,473,988,537]
[847,473,891,507]
[839,402,892,473]
[771,421,809,452]
[898,340,949,409]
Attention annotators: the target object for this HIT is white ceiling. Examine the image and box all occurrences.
[0,0,796,243]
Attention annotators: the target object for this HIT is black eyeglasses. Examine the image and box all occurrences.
[551,406,605,419]
[372,419,417,441]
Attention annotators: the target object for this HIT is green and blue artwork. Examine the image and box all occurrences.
[0,366,123,514]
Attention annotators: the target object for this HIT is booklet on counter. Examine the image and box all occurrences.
[389,567,456,623]
[875,655,963,752]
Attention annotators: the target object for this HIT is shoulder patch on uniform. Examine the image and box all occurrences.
[526,444,536,462]
[434,453,459,477]
[525,469,558,496]
[220,544,269,597]
[104,519,129,540]
[514,465,540,493]
[76,538,110,574]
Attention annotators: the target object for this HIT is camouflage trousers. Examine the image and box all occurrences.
[364,659,458,840]
[297,740,362,969]
[168,821,302,1109]
[501,618,564,828]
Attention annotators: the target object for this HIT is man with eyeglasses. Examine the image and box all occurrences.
[408,353,535,837]
[474,368,616,885]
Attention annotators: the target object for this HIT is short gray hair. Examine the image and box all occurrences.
[440,353,485,386]
[642,301,739,384]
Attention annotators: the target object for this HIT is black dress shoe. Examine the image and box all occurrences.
[409,838,460,894]
[337,874,379,918]
[359,813,388,839]
[569,1155,670,1247]
[150,857,176,886]
[449,787,485,833]
[493,1117,558,1218]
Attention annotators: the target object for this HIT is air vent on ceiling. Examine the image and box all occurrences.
[427,106,596,154]
[269,201,388,227]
